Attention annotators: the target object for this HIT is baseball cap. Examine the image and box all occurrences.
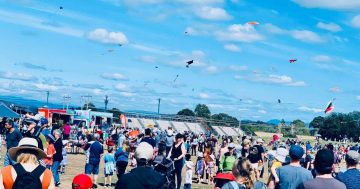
[346,150,360,165]
[135,142,154,161]
[72,174,93,189]
[289,145,304,160]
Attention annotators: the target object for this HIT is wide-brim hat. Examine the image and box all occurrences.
[9,137,46,161]
[275,148,289,163]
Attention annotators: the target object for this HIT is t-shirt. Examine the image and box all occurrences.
[304,155,313,169]
[44,144,56,166]
[300,177,346,189]
[254,145,265,162]
[276,165,313,189]
[63,125,71,135]
[86,141,104,165]
[141,136,156,147]
[336,168,360,189]
[185,161,194,184]
[5,129,22,150]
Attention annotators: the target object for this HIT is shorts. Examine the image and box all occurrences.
[85,163,100,175]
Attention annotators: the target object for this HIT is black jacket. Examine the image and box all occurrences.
[53,138,63,162]
[115,166,165,189]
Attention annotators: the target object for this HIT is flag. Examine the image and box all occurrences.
[325,101,334,114]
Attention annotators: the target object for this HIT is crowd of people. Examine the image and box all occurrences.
[0,115,359,189]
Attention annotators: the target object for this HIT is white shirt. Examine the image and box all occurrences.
[185,161,194,184]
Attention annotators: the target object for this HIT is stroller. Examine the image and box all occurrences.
[153,154,176,189]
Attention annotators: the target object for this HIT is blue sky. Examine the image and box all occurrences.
[0,0,360,122]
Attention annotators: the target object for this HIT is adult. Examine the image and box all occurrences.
[268,145,313,189]
[52,129,63,187]
[191,135,198,156]
[254,138,266,178]
[0,137,55,189]
[219,143,237,173]
[115,140,130,180]
[240,139,251,158]
[165,129,174,156]
[4,119,22,166]
[170,133,186,189]
[117,130,127,148]
[336,150,360,189]
[63,122,71,140]
[141,128,156,147]
[84,133,103,188]
[221,157,257,189]
[300,149,346,189]
[115,142,165,189]
[23,118,47,151]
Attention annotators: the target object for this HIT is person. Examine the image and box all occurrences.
[4,119,22,166]
[191,136,198,156]
[117,130,127,148]
[84,133,103,188]
[195,152,206,183]
[268,147,288,187]
[115,140,130,180]
[336,150,360,189]
[63,122,71,140]
[219,143,237,173]
[254,138,265,178]
[104,148,116,188]
[52,129,63,187]
[304,150,314,170]
[44,134,56,170]
[72,174,93,189]
[184,154,193,189]
[207,154,216,185]
[300,149,346,189]
[141,128,156,147]
[0,137,55,189]
[60,140,69,174]
[268,145,313,189]
[170,133,187,189]
[23,117,47,151]
[115,142,165,189]
[221,157,257,189]
[165,129,174,156]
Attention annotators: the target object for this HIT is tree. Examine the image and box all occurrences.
[211,113,239,126]
[194,104,211,118]
[83,102,96,110]
[291,119,309,135]
[309,116,325,129]
[177,108,195,116]
[109,108,122,118]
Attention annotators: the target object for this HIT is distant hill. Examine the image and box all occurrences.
[0,95,63,112]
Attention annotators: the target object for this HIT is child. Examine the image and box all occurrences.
[60,140,69,174]
[104,147,116,188]
[184,154,193,189]
[195,152,205,183]
[44,134,56,169]
[207,154,216,185]
[268,148,288,186]
[185,139,191,154]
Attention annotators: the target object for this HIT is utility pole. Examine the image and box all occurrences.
[104,95,109,111]
[157,98,161,114]
[63,95,71,110]
[81,95,92,110]
[46,91,49,107]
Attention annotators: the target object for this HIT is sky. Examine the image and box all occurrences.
[0,0,359,122]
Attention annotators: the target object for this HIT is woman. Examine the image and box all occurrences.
[219,143,237,173]
[115,140,130,180]
[0,137,55,189]
[221,157,257,189]
[170,133,186,189]
[241,139,251,158]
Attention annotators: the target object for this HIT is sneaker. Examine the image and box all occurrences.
[55,182,61,187]
[92,184,98,188]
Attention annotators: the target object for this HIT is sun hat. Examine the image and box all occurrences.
[8,137,46,160]
[72,174,93,189]
[275,148,289,163]
[135,142,154,161]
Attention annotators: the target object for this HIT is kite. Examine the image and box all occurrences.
[324,101,334,114]
[278,99,281,104]
[247,21,259,25]
[59,6,63,10]
[173,74,179,82]
[155,66,159,69]
[186,60,194,68]
[118,44,122,47]
[289,59,297,63]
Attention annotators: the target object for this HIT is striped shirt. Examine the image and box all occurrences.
[336,168,360,189]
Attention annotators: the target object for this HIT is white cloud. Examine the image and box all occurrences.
[206,66,219,73]
[258,110,267,114]
[215,24,263,43]
[329,86,341,93]
[293,0,360,10]
[114,83,127,91]
[195,6,232,21]
[357,96,360,100]
[236,74,306,87]
[101,73,128,81]
[199,93,210,99]
[264,23,286,34]
[311,55,332,62]
[120,92,134,97]
[351,15,360,28]
[290,30,324,43]
[0,71,37,81]
[229,65,248,71]
[88,28,128,45]
[177,0,223,4]
[316,22,342,32]
[208,104,224,108]
[184,27,198,35]
[224,44,242,52]
[298,106,323,113]
[137,55,156,63]
[33,83,58,91]
[93,89,104,95]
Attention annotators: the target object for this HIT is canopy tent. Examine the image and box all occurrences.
[0,103,19,118]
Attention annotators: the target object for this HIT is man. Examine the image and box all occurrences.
[84,133,103,189]
[268,145,313,189]
[165,129,174,156]
[219,143,237,172]
[141,128,156,147]
[52,129,63,187]
[336,150,360,189]
[300,149,346,189]
[23,118,47,150]
[116,142,165,189]
[254,138,266,178]
[4,119,22,166]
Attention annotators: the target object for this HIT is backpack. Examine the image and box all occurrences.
[2,163,51,189]
[153,156,176,189]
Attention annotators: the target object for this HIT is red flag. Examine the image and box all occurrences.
[325,101,334,114]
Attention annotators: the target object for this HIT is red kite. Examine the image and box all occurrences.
[247,21,259,25]
[289,59,297,63]
[325,101,334,114]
